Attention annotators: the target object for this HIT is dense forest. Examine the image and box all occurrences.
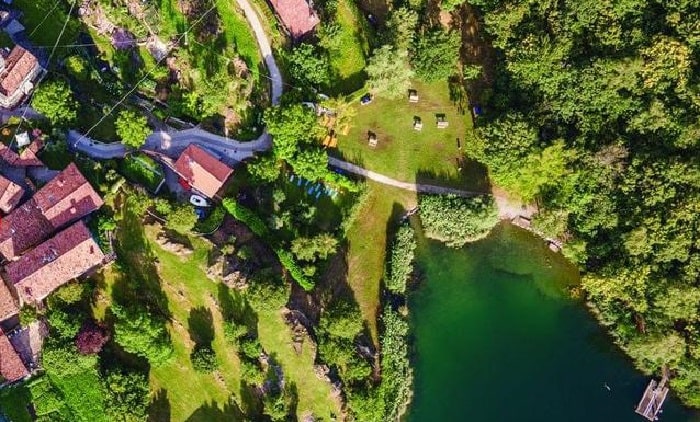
[463,0,700,405]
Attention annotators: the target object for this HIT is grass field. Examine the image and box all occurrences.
[214,0,261,71]
[327,0,370,95]
[333,80,488,191]
[91,194,340,421]
[342,182,417,343]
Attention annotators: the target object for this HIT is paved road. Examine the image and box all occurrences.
[70,0,280,163]
[234,0,282,106]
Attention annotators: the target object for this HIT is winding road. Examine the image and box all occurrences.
[68,0,508,210]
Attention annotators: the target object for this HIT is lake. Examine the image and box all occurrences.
[407,223,698,422]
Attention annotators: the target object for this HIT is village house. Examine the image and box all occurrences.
[0,280,18,322]
[0,138,44,168]
[0,45,42,109]
[268,0,320,39]
[0,163,103,261]
[0,328,28,386]
[3,221,105,306]
[174,144,233,199]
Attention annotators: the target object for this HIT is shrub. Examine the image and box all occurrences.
[385,224,417,294]
[191,345,217,373]
[103,370,149,421]
[418,194,499,247]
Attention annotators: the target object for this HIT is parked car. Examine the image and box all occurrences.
[189,194,210,207]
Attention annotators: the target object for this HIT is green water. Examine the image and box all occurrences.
[408,223,699,422]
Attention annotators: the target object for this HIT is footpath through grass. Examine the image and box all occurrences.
[334,80,488,191]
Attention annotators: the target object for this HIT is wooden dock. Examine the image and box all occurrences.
[635,375,669,421]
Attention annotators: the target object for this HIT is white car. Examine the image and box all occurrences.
[189,195,210,207]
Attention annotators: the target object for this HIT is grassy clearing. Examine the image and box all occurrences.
[343,182,417,343]
[327,0,370,94]
[257,308,341,419]
[333,80,488,191]
[119,154,164,193]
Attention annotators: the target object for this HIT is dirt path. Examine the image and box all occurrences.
[328,157,536,219]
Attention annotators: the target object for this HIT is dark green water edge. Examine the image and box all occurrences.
[407,222,700,422]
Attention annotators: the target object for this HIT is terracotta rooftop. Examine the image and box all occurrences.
[0,140,44,167]
[0,46,38,97]
[174,144,233,198]
[0,280,18,322]
[0,173,23,214]
[0,329,28,383]
[269,0,320,38]
[0,163,103,260]
[5,221,105,304]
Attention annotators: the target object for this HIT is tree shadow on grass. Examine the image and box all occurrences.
[184,397,246,422]
[415,163,491,193]
[188,307,215,346]
[217,283,258,334]
[148,389,171,422]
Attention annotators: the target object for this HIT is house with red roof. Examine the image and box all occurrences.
[0,280,18,323]
[0,329,28,386]
[268,0,320,39]
[0,163,104,261]
[4,221,105,306]
[0,45,43,109]
[174,144,233,199]
[0,174,23,214]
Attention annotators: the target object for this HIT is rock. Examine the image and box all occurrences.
[155,232,193,256]
[313,364,330,382]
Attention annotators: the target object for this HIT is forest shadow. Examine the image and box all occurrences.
[415,162,491,193]
[188,307,215,346]
[148,389,171,422]
[184,398,246,422]
[217,283,259,335]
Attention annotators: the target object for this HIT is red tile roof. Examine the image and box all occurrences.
[174,144,233,198]
[4,221,104,304]
[0,46,38,97]
[0,163,103,260]
[0,174,23,214]
[0,329,28,383]
[269,0,320,38]
[0,140,44,167]
[0,280,18,322]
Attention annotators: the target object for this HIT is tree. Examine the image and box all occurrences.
[246,154,281,183]
[115,110,151,148]
[411,29,461,82]
[75,322,110,355]
[264,104,323,161]
[418,194,498,247]
[112,304,173,366]
[319,299,363,339]
[366,45,414,99]
[103,370,150,422]
[286,43,331,88]
[291,233,339,262]
[165,204,198,233]
[65,55,89,81]
[290,148,328,182]
[386,8,418,51]
[31,81,78,126]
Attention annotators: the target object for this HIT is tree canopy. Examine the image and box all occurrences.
[366,45,414,99]
[115,110,151,148]
[31,80,78,126]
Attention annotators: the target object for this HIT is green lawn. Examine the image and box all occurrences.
[327,0,370,94]
[13,0,80,48]
[342,182,416,344]
[215,0,261,71]
[333,80,488,191]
